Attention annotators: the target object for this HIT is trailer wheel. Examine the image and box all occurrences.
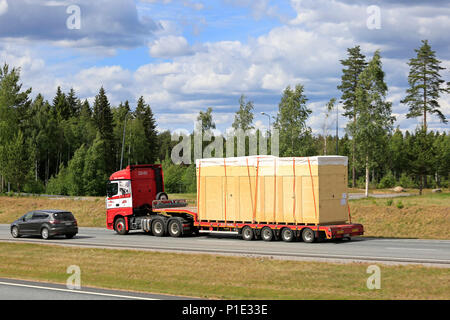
[168,219,182,237]
[152,219,166,237]
[261,227,274,241]
[302,228,315,243]
[281,228,295,242]
[115,218,129,235]
[241,226,254,241]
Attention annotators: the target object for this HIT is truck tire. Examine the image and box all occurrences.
[281,228,295,242]
[241,226,254,241]
[302,228,315,243]
[156,192,168,200]
[115,218,129,235]
[152,219,166,237]
[261,227,273,241]
[168,219,182,237]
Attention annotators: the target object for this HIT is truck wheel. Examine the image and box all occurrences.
[281,228,295,242]
[241,226,254,241]
[168,219,182,237]
[115,218,129,235]
[156,192,168,200]
[152,219,166,237]
[261,227,273,241]
[302,228,315,243]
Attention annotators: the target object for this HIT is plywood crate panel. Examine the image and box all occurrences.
[196,156,349,225]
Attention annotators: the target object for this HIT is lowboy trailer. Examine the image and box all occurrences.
[106,156,364,243]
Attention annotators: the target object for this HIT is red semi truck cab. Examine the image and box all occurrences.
[106,165,167,233]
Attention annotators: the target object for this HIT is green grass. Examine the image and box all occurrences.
[350,192,449,239]
[0,242,448,299]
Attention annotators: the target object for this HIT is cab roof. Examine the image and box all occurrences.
[109,164,162,181]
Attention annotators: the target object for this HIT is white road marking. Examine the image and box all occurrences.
[385,247,437,251]
[0,281,158,300]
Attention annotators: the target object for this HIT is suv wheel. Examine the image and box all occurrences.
[41,227,50,240]
[11,226,20,238]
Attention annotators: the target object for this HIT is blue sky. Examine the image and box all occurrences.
[0,0,449,135]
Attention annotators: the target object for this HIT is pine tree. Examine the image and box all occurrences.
[53,86,71,121]
[389,127,407,179]
[401,40,448,131]
[407,127,435,195]
[66,144,87,196]
[338,46,367,187]
[92,87,115,172]
[0,64,32,191]
[66,88,80,117]
[83,134,108,196]
[135,96,158,163]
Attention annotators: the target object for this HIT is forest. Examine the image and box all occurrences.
[0,40,448,196]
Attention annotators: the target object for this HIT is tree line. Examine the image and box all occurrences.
[0,40,448,196]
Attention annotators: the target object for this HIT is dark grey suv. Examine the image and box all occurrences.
[11,210,78,240]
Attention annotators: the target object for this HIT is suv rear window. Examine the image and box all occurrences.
[53,212,75,221]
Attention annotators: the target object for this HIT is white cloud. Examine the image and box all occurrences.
[0,0,7,15]
[0,0,160,51]
[149,35,193,58]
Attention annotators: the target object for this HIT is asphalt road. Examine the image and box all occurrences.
[1,225,449,267]
[0,278,190,300]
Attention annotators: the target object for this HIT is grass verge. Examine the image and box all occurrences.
[350,192,449,239]
[0,242,449,299]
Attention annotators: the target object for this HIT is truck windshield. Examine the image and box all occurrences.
[106,182,118,198]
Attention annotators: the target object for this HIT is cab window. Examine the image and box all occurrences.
[106,182,119,197]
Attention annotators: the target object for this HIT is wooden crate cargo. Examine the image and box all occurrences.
[196,156,349,225]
